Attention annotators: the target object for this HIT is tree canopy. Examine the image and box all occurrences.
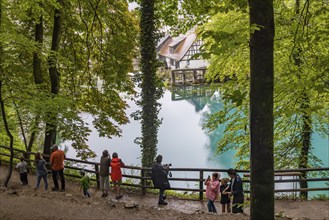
[200,0,329,170]
[0,0,138,159]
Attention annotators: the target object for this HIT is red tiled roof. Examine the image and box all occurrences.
[157,33,197,61]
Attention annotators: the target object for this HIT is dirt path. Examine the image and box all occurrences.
[0,166,328,220]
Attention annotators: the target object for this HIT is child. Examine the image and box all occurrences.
[16,156,28,185]
[220,178,231,213]
[35,152,48,190]
[110,152,125,200]
[79,170,90,198]
[205,172,220,214]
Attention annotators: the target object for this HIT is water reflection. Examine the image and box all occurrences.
[64,85,328,193]
[171,86,215,112]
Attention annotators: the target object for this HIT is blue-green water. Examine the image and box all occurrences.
[65,86,328,195]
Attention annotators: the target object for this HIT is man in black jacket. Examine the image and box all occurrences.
[227,168,244,213]
[151,155,170,205]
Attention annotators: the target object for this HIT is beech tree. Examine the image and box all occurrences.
[200,0,329,176]
[248,0,275,219]
[0,0,138,161]
[43,0,63,156]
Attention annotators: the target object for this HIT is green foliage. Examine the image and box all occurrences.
[198,9,249,83]
[309,194,329,201]
[155,0,328,170]
[151,0,249,36]
[0,0,139,158]
[0,108,26,151]
[132,0,164,167]
[200,0,329,169]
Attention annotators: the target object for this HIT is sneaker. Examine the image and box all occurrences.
[59,188,65,192]
[52,187,59,191]
[101,193,106,197]
[158,200,168,205]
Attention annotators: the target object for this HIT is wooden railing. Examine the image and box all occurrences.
[0,145,328,200]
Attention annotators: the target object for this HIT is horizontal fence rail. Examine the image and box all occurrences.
[0,145,328,200]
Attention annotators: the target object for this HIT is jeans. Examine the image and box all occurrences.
[159,188,165,202]
[83,189,90,198]
[52,169,65,190]
[36,173,48,190]
[207,199,217,213]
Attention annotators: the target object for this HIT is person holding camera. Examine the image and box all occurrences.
[205,172,221,214]
[151,155,171,205]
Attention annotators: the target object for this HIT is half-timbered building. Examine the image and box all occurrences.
[157,32,208,85]
[157,32,208,70]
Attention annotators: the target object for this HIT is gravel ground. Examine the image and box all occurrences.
[0,166,328,220]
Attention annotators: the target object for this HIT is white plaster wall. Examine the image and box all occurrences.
[163,57,209,70]
[181,60,208,69]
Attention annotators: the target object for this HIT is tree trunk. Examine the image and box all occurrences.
[0,81,14,187]
[294,0,311,199]
[13,102,28,149]
[0,0,14,188]
[299,93,311,199]
[13,12,44,166]
[249,0,275,219]
[26,5,44,163]
[44,0,62,157]
[139,0,160,168]
[33,9,43,84]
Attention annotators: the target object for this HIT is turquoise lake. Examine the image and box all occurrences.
[65,86,328,196]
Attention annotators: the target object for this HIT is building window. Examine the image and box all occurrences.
[170,59,175,66]
[169,47,174,54]
[175,61,180,69]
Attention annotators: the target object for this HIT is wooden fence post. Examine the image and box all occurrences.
[141,168,146,195]
[94,164,100,189]
[199,170,203,200]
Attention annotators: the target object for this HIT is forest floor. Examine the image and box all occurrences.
[0,166,328,220]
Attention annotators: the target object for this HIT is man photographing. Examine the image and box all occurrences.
[151,155,171,205]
